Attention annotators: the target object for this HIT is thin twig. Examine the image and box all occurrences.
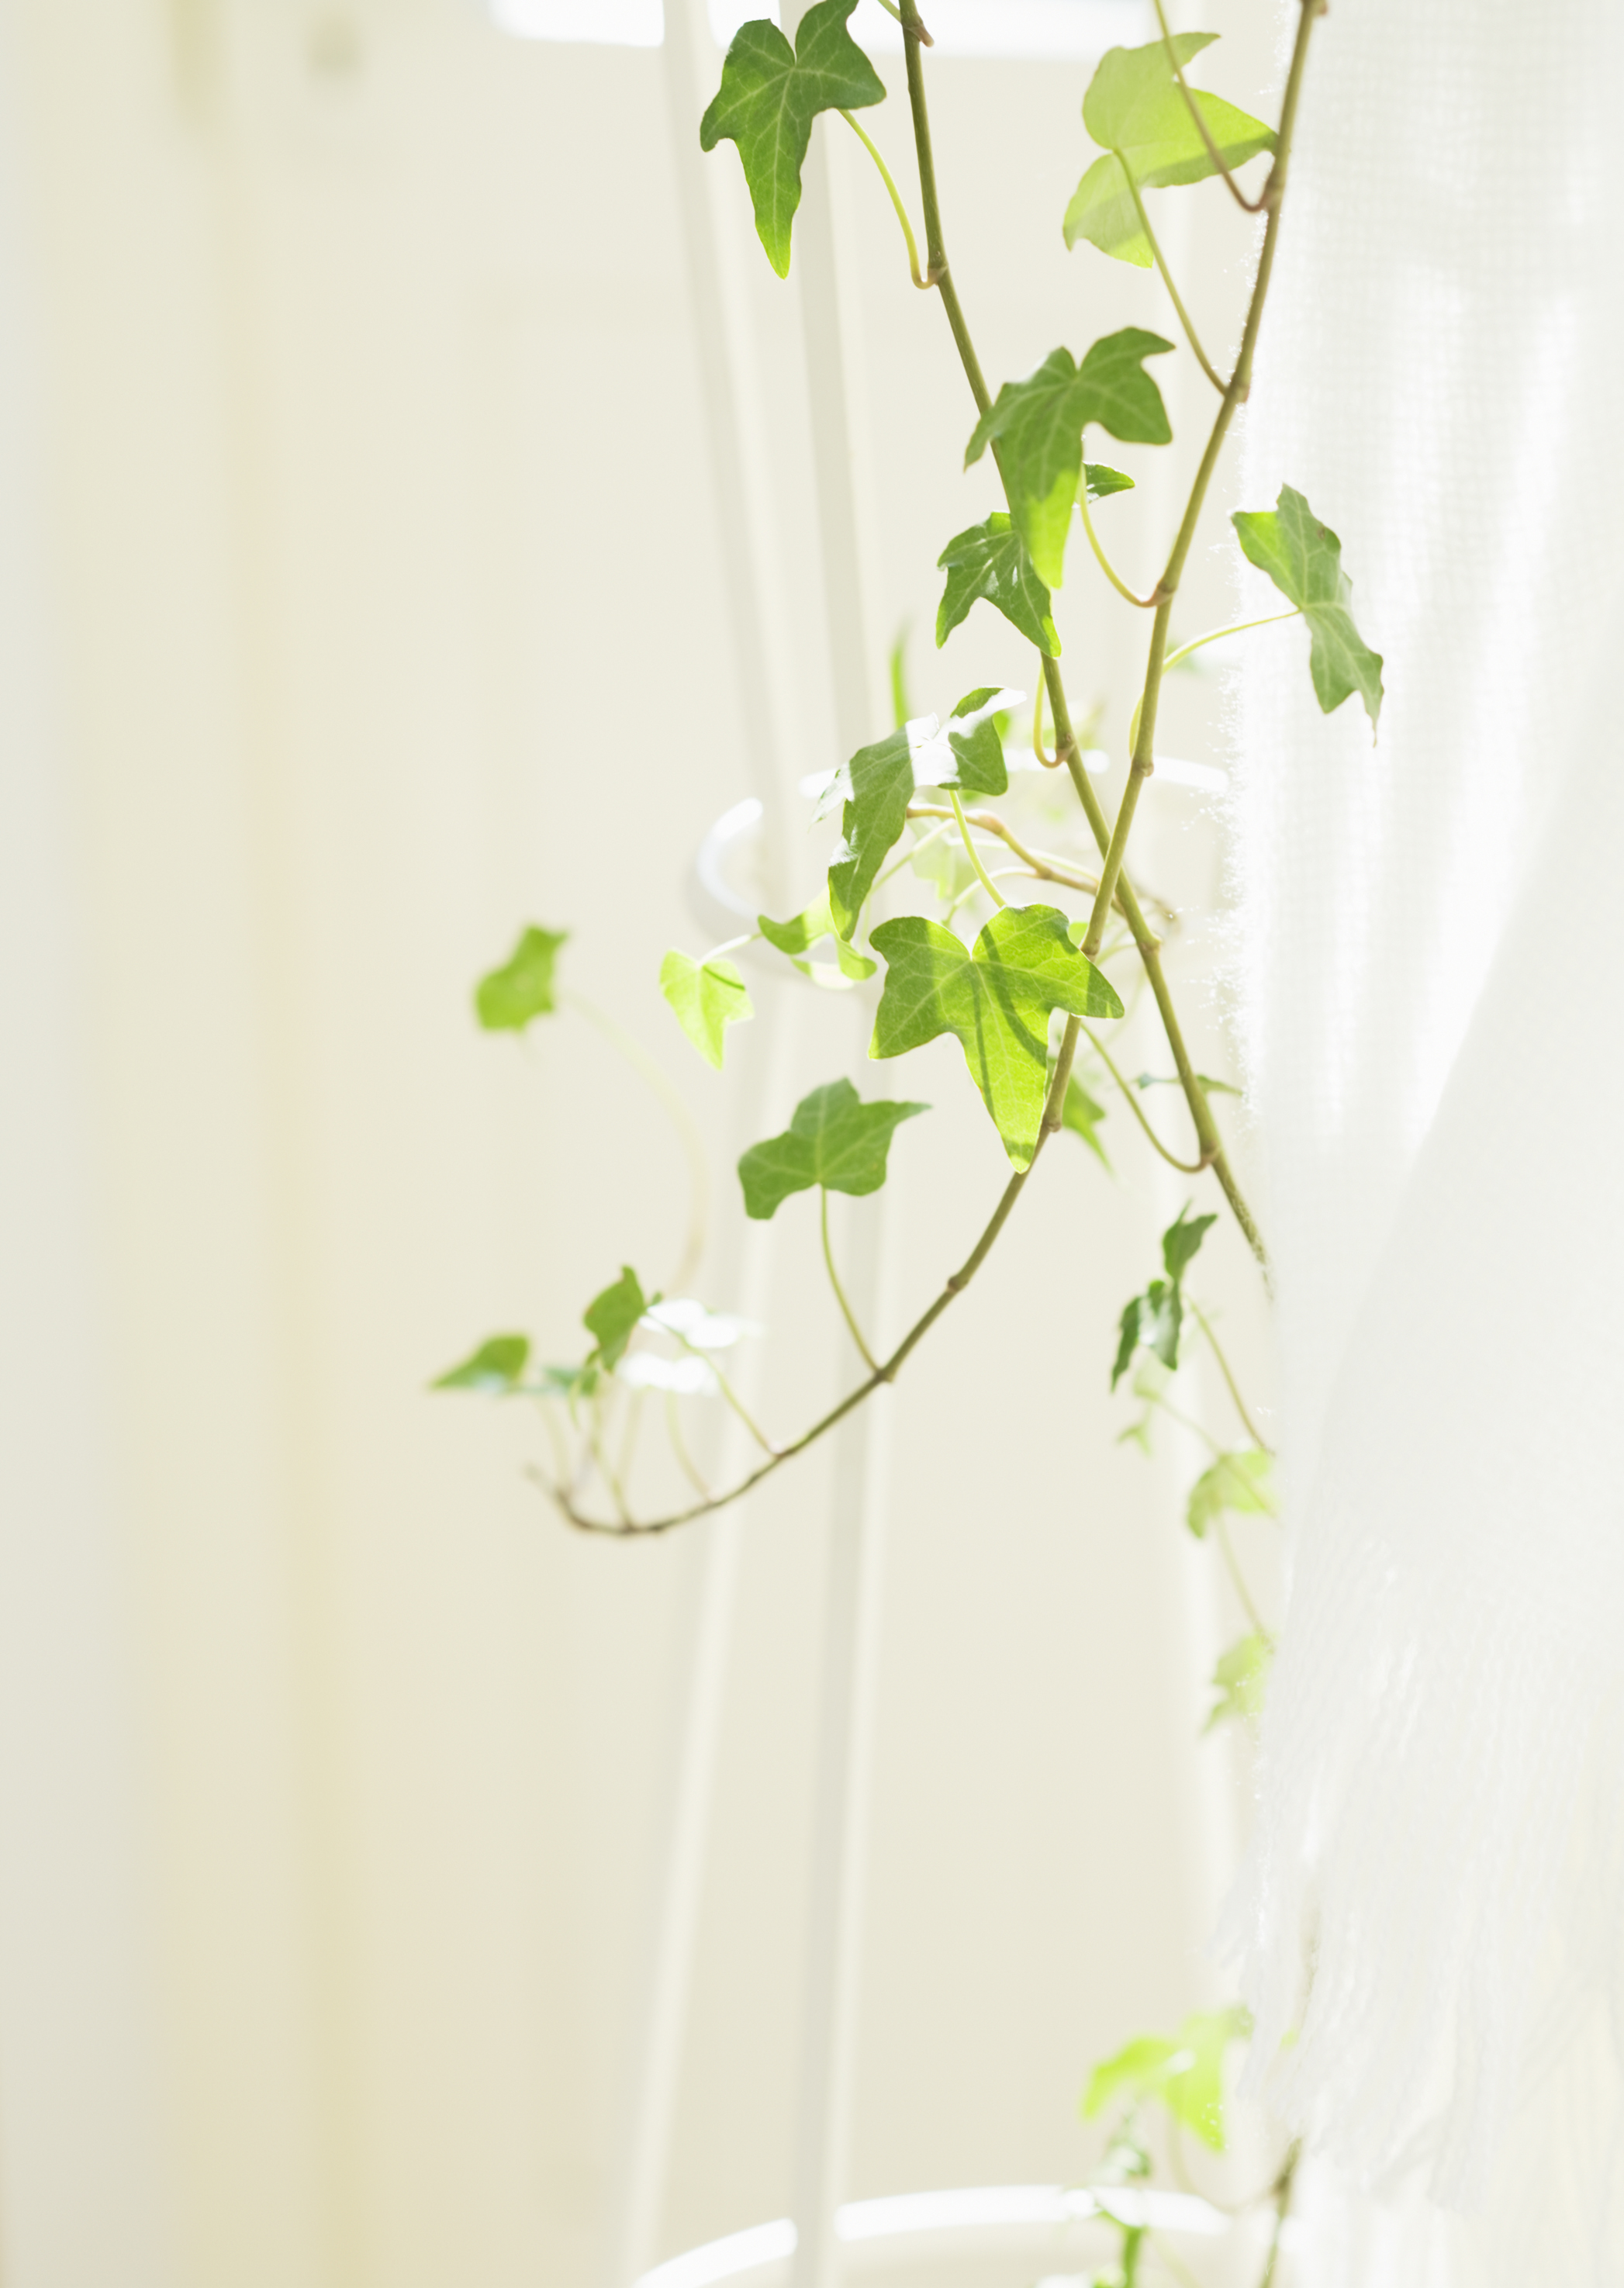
[1152,0,1270,213]
[821,1189,881,1373]
[1081,1022,1209,1174]
[1190,1299,1273,1454]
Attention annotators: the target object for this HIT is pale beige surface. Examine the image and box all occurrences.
[0,3,1277,2283]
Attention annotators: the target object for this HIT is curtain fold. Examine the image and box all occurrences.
[1226,0,1624,2277]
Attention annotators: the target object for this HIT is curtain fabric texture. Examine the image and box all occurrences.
[1226,0,1624,2279]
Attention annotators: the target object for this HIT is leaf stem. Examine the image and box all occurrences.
[838,109,931,289]
[821,1189,881,1373]
[1127,607,1301,754]
[1256,2144,1300,2288]
[1215,1512,1269,1639]
[664,1391,714,1503]
[672,1329,777,1457]
[1080,1021,1208,1173]
[948,790,1007,907]
[546,1021,1085,1535]
[1120,161,1225,393]
[563,989,709,1291]
[1031,660,1059,766]
[1077,470,1159,608]
[1190,1298,1273,1454]
[1152,0,1269,214]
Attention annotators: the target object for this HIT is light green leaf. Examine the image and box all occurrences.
[1065,35,1276,265]
[964,331,1173,588]
[1232,485,1384,726]
[941,687,1009,796]
[698,2,883,278]
[758,893,877,983]
[935,512,1060,656]
[1083,461,1135,501]
[475,925,567,1032]
[432,1333,530,1393]
[583,1266,649,1370]
[827,724,917,940]
[738,1077,928,1220]
[661,949,754,1066]
[869,904,1123,1169]
[1083,2006,1251,2151]
[1187,1448,1277,1540]
[1206,1632,1272,1732]
[1162,1201,1216,1282]
[1061,1073,1111,1172]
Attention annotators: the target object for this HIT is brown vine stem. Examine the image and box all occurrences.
[544,1020,1085,1536]
[899,0,1291,1266]
[1081,0,1318,971]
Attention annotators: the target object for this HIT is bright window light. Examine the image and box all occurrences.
[489,0,662,43]
[489,0,1149,59]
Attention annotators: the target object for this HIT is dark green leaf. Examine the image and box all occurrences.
[1083,461,1135,501]
[661,949,754,1066]
[1162,1201,1216,1283]
[758,893,877,983]
[869,904,1123,1169]
[432,1333,530,1393]
[698,2,883,278]
[827,724,917,940]
[583,1266,648,1370]
[935,512,1060,656]
[1232,485,1384,727]
[738,1077,928,1219]
[1187,1448,1277,1539]
[1065,35,1276,266]
[1061,1073,1111,1171]
[1206,1632,1272,1732]
[965,332,1173,588]
[475,925,567,1032]
[1112,1278,1181,1388]
[1083,2006,1251,2151]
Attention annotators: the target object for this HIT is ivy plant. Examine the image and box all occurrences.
[437,2,1372,2272]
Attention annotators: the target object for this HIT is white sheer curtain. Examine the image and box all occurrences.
[1228,0,1624,2276]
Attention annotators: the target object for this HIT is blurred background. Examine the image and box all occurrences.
[0,1,1284,2283]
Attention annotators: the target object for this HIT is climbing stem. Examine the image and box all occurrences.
[900,0,1266,1264]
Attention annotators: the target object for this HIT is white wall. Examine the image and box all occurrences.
[0,1,1279,2282]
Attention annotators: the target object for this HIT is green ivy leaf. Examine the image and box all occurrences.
[940,688,1010,796]
[1112,1280,1181,1388]
[1064,35,1275,266]
[1206,1632,1272,1732]
[758,893,877,983]
[738,1078,928,1219]
[432,1333,530,1393]
[698,2,883,278]
[1083,2006,1251,2151]
[1061,1073,1111,1172]
[475,925,567,1032]
[1187,1448,1276,1540]
[869,904,1124,1169]
[583,1266,648,1370]
[935,513,1060,656]
[827,724,917,941]
[1112,1204,1215,1387]
[1083,461,1135,501]
[1232,485,1384,727]
[964,332,1173,589]
[1162,1201,1216,1282]
[661,949,754,1067]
